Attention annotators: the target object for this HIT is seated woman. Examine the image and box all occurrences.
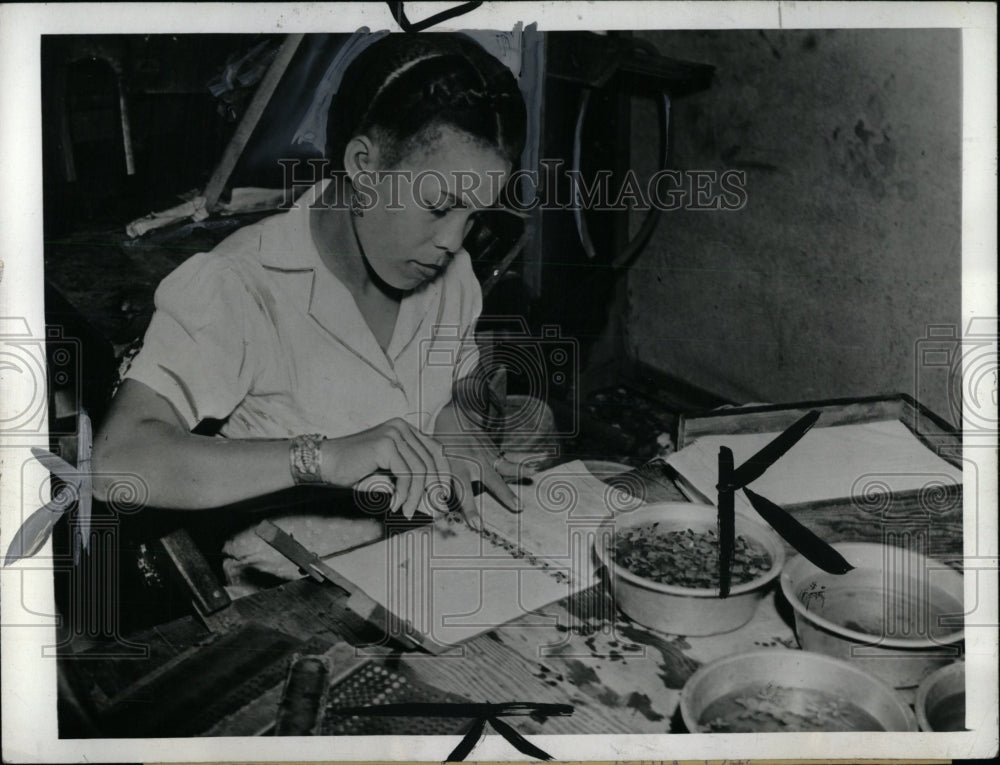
[93,33,535,592]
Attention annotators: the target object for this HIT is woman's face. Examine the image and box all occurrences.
[351,126,511,291]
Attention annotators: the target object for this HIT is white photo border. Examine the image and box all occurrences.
[1,2,996,762]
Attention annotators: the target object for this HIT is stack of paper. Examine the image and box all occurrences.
[665,419,962,514]
[324,461,643,649]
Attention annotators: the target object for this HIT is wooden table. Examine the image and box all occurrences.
[65,447,963,740]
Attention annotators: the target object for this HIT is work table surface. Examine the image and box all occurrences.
[67,458,963,738]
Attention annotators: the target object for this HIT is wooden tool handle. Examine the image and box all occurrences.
[275,654,330,736]
[159,528,231,615]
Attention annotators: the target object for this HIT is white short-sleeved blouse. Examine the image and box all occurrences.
[124,180,483,587]
[126,179,482,439]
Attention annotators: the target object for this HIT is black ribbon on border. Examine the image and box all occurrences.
[326,701,573,761]
[716,409,854,597]
[386,1,484,33]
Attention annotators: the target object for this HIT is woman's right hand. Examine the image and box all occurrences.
[321,418,452,519]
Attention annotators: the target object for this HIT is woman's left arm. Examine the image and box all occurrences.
[434,393,520,523]
[431,252,538,520]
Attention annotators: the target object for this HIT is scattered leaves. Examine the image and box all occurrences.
[613,524,772,588]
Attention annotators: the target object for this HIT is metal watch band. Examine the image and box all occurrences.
[289,433,326,485]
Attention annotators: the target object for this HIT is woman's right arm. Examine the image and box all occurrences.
[92,379,452,514]
[92,379,297,509]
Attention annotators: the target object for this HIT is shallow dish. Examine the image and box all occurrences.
[594,502,785,636]
[915,660,965,732]
[780,541,964,688]
[680,648,918,732]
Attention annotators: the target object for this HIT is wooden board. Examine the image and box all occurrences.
[673,395,965,568]
[677,394,960,460]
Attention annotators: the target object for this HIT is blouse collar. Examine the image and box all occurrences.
[256,180,443,380]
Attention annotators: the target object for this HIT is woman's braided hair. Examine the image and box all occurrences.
[327,34,526,172]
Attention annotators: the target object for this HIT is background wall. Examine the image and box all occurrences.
[626,29,962,424]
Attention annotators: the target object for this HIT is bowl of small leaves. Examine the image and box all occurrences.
[594,503,785,636]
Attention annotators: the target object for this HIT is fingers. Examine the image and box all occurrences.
[381,443,415,517]
[356,418,527,521]
[453,465,482,531]
[435,454,482,530]
[480,458,522,514]
[397,441,431,519]
[374,419,457,519]
[354,473,393,496]
[366,423,419,518]
[492,451,550,480]
[395,424,450,516]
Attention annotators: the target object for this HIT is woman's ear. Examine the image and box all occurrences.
[343,135,377,182]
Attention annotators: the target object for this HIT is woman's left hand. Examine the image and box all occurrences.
[445,436,517,527]
[433,398,547,527]
[440,432,549,528]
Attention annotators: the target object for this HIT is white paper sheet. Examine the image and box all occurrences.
[666,419,962,514]
[324,461,640,647]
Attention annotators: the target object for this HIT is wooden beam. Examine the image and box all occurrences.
[202,34,304,212]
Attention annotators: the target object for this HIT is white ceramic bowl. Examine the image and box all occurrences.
[915,660,966,731]
[680,649,918,732]
[780,542,964,688]
[593,502,785,636]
